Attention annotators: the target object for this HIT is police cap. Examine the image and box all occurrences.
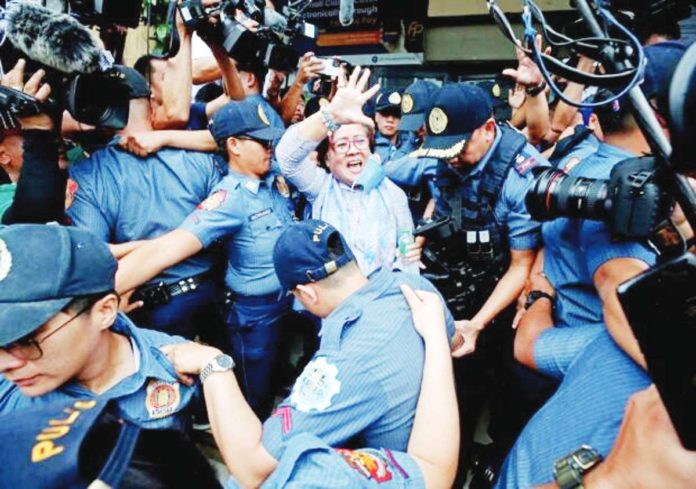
[0,225,116,347]
[273,220,355,290]
[398,80,440,132]
[415,83,493,160]
[209,98,285,146]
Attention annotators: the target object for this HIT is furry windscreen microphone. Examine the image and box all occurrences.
[339,0,355,27]
[5,1,102,74]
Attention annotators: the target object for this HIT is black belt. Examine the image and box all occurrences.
[131,272,212,306]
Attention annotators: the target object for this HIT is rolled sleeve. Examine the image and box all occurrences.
[581,220,656,278]
[276,124,328,201]
[262,354,388,459]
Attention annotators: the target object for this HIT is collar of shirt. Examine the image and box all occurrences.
[319,268,395,352]
[59,314,179,398]
[227,169,277,195]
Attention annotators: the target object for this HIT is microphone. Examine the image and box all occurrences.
[339,0,354,27]
[5,1,104,74]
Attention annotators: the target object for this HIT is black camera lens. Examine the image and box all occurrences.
[526,168,611,221]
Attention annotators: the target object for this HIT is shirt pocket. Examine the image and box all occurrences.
[248,207,284,238]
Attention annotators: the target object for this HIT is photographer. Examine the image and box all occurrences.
[0,59,65,225]
[495,41,687,489]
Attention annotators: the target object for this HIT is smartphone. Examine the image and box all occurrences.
[617,252,696,450]
[319,58,344,78]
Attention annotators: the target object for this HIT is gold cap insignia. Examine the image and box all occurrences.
[428,107,448,135]
[388,92,402,105]
[401,94,414,114]
[319,97,329,107]
[257,104,270,126]
[492,83,501,98]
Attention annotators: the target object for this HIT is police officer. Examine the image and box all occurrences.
[113,97,292,418]
[0,225,197,429]
[381,80,442,222]
[373,89,415,164]
[160,219,456,487]
[67,67,225,343]
[406,82,548,482]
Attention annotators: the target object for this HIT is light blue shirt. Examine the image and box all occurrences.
[374,131,418,165]
[227,433,424,488]
[179,169,296,296]
[0,314,196,430]
[67,145,225,284]
[277,124,417,276]
[496,330,651,489]
[535,140,657,377]
[262,268,455,458]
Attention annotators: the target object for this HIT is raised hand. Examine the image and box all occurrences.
[325,66,380,128]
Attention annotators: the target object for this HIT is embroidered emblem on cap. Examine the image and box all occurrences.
[319,97,329,107]
[492,83,501,98]
[290,357,341,412]
[257,104,270,126]
[401,94,414,114]
[337,448,394,483]
[428,107,448,135]
[388,92,401,105]
[197,189,227,211]
[0,239,12,282]
[145,380,181,419]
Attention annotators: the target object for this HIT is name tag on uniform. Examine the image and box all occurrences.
[249,208,273,221]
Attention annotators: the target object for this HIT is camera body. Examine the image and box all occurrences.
[526,157,672,239]
[178,0,317,72]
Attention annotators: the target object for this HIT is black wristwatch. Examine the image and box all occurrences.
[553,445,603,489]
[526,81,547,97]
[524,290,554,310]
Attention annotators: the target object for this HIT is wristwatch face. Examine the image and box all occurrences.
[214,354,234,370]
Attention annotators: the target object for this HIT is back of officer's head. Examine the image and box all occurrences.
[273,220,363,317]
[0,225,118,397]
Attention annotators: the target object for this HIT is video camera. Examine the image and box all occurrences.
[178,0,318,72]
[0,1,131,129]
[489,0,696,450]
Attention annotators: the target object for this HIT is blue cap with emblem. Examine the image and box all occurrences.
[374,89,403,114]
[398,80,440,132]
[0,224,116,347]
[209,98,285,145]
[273,220,355,290]
[415,83,493,160]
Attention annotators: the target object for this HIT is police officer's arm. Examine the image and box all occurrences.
[119,130,216,157]
[152,10,193,130]
[513,269,556,370]
[114,229,203,294]
[160,343,279,487]
[594,257,648,369]
[401,285,459,488]
[534,385,696,489]
[454,249,536,356]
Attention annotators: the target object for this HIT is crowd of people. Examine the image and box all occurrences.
[0,1,695,487]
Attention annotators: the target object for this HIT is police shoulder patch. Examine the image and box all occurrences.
[145,380,181,419]
[290,357,341,412]
[197,189,227,211]
[513,153,538,175]
[336,448,394,483]
[64,179,78,210]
